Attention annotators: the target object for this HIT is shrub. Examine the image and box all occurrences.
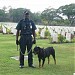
[0,25,2,33]
[44,27,50,39]
[64,40,71,43]
[48,35,52,43]
[58,34,66,43]
[6,28,11,34]
[35,31,40,39]
[71,37,75,43]
[38,27,44,35]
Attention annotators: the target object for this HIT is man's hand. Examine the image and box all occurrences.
[32,39,36,44]
[16,40,19,45]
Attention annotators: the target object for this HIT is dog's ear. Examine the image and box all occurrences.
[37,47,41,50]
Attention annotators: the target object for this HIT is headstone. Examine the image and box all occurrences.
[57,28,61,34]
[13,28,17,35]
[35,27,39,33]
[51,32,58,42]
[61,30,66,37]
[40,28,45,38]
[66,32,71,41]
[10,27,17,35]
[2,25,6,34]
[50,29,54,37]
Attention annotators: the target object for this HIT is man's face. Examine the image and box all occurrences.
[25,13,29,19]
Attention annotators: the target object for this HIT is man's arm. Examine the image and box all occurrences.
[32,30,36,44]
[31,20,36,44]
[32,30,36,39]
[16,30,19,45]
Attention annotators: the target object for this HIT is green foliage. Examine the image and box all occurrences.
[38,27,44,35]
[0,9,7,21]
[71,37,75,43]
[48,35,52,43]
[51,21,58,25]
[44,27,50,38]
[64,40,71,43]
[41,8,60,25]
[64,19,70,25]
[0,24,2,29]
[42,19,48,25]
[0,4,75,26]
[0,24,3,33]
[58,34,66,43]
[32,12,42,24]
[35,31,40,39]
[57,3,75,25]
[6,28,11,34]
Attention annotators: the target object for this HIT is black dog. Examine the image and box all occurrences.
[33,46,56,67]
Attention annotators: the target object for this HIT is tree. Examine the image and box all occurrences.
[41,8,63,25]
[0,9,7,21]
[9,8,26,22]
[32,12,42,24]
[57,3,75,26]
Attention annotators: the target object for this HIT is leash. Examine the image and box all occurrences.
[17,40,37,56]
[17,44,36,56]
[19,47,32,55]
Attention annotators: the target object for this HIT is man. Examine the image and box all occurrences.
[16,11,36,68]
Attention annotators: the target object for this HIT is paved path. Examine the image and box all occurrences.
[11,56,28,60]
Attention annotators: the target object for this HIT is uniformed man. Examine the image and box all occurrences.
[16,11,36,68]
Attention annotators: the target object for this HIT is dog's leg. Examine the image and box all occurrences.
[42,59,45,67]
[55,59,56,64]
[48,57,50,64]
[52,54,56,64]
[39,58,41,67]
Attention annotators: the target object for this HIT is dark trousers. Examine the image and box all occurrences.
[19,35,33,66]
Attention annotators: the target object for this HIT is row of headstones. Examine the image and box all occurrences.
[2,25,17,35]
[1,24,75,42]
[35,26,75,42]
[0,22,17,35]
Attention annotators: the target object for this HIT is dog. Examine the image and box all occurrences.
[33,46,56,67]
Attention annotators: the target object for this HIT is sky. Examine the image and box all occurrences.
[0,0,75,13]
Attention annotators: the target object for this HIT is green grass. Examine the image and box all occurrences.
[0,33,74,75]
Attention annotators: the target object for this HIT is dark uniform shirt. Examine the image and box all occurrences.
[16,18,36,35]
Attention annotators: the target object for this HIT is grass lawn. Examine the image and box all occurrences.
[0,33,75,75]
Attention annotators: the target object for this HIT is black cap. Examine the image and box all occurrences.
[24,11,29,15]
